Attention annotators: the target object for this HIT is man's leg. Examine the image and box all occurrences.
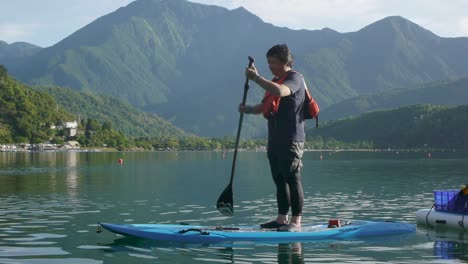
[289,142,304,225]
[278,142,304,230]
[262,150,290,228]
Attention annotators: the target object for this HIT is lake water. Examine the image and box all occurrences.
[1,150,468,263]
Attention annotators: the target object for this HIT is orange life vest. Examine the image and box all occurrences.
[262,71,320,126]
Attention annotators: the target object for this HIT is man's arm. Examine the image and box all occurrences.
[245,66,292,97]
[253,76,291,97]
[239,103,263,115]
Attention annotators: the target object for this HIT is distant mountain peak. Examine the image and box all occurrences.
[0,40,42,58]
[357,15,438,40]
[230,6,264,23]
[232,6,248,12]
[321,27,339,34]
[9,42,42,49]
[0,40,41,48]
[382,15,410,23]
[381,16,428,30]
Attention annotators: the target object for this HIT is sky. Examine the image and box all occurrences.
[1,0,468,47]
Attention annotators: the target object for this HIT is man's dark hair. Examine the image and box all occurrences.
[266,44,294,67]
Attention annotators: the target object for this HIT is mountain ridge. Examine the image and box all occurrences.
[321,75,468,121]
[4,0,468,137]
[308,104,468,149]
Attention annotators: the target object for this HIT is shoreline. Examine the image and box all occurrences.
[0,148,463,153]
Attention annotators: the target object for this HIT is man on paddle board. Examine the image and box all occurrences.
[239,44,306,231]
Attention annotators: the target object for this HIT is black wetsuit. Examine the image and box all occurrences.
[265,71,306,216]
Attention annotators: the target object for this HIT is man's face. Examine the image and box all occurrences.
[267,56,285,76]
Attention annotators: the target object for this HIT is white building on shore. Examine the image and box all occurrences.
[63,121,78,137]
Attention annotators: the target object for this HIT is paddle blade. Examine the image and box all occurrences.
[216,184,233,216]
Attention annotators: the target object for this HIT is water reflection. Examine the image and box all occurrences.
[102,237,305,264]
[65,151,79,198]
[277,243,304,264]
[1,151,468,263]
[421,226,468,262]
[433,240,468,261]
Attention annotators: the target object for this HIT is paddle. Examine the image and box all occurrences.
[217,56,255,216]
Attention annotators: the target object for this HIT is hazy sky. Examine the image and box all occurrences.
[1,0,468,47]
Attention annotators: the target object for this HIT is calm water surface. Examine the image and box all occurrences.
[1,150,468,263]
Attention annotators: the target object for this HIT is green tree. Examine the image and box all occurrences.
[102,120,112,130]
[0,65,7,79]
[51,137,65,145]
[86,119,102,132]
[0,129,13,144]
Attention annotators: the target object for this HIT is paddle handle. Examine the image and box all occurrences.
[229,56,255,185]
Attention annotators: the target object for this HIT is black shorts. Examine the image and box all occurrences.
[267,141,304,178]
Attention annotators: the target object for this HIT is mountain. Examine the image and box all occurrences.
[308,104,468,149]
[344,16,468,93]
[0,41,42,70]
[0,41,42,58]
[321,75,468,121]
[33,85,191,138]
[5,0,468,137]
[0,65,191,147]
[0,65,72,143]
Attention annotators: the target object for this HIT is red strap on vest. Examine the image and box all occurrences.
[261,72,290,119]
[261,71,320,127]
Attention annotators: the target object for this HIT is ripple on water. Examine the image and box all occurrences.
[0,246,69,257]
[11,225,48,228]
[15,242,57,245]
[3,233,66,242]
[77,245,111,250]
[128,253,158,259]
[125,246,153,253]
[0,258,102,264]
[159,212,177,215]
[23,220,69,225]
[192,258,237,263]
[4,231,25,234]
[1,153,466,263]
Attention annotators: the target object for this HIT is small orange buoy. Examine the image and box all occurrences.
[118,158,124,164]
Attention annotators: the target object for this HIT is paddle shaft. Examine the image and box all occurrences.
[228,57,254,186]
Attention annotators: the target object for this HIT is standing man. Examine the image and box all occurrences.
[239,44,306,231]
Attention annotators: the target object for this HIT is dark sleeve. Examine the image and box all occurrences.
[282,72,302,94]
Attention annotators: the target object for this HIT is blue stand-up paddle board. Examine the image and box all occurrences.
[99,220,415,244]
